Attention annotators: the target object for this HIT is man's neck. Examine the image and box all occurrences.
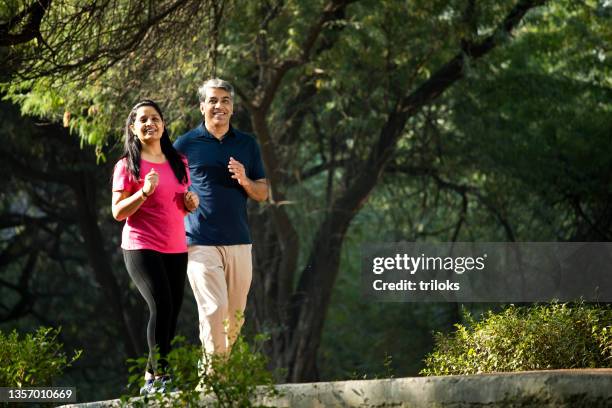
[205,123,230,140]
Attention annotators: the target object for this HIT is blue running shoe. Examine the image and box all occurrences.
[139,378,157,395]
[159,375,178,393]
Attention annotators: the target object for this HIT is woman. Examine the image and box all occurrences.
[112,100,199,395]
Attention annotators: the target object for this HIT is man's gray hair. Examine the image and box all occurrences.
[198,78,235,102]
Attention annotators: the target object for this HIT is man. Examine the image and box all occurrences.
[174,78,268,359]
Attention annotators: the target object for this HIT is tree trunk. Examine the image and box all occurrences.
[247,0,546,383]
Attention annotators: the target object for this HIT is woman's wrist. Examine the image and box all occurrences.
[141,188,149,199]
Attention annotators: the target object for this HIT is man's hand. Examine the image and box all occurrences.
[228,157,249,186]
[228,156,268,202]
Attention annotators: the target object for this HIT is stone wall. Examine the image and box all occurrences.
[59,369,612,407]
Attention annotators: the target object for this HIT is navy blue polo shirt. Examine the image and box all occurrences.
[174,124,266,246]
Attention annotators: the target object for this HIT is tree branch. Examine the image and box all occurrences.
[0,252,38,322]
[0,0,52,46]
[255,0,355,112]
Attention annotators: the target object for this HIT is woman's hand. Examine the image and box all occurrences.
[184,191,199,212]
[143,168,159,196]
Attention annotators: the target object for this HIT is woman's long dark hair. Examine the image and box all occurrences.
[122,100,188,184]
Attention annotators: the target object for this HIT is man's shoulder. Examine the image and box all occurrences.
[174,125,203,152]
[232,128,259,147]
[177,125,204,141]
[232,127,255,139]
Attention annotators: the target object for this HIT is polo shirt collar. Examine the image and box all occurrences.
[198,123,235,142]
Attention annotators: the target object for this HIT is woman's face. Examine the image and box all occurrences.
[131,105,164,144]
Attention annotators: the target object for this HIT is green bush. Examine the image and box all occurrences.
[123,334,279,407]
[0,327,81,387]
[421,302,612,376]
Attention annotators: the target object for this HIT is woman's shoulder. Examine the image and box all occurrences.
[114,156,129,167]
[113,157,130,173]
[113,157,138,184]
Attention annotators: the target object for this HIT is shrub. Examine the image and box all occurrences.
[0,327,82,387]
[421,302,612,376]
[123,334,279,407]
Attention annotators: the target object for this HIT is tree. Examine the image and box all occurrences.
[228,0,547,381]
[0,0,221,81]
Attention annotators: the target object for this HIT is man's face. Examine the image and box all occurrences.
[200,87,233,128]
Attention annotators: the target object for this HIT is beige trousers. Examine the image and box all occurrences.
[187,244,252,355]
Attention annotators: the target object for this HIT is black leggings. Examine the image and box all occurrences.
[123,249,187,374]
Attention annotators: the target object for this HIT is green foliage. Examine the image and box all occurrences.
[122,335,279,407]
[348,351,395,381]
[2,0,222,152]
[0,327,82,387]
[421,302,612,376]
